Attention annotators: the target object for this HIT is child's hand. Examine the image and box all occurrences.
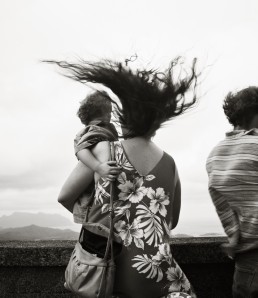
[95,161,121,181]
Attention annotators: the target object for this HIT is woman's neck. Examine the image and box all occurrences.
[125,136,152,143]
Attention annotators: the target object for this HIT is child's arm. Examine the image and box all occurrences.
[77,148,121,181]
[58,161,94,213]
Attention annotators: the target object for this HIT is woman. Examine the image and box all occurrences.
[50,57,198,298]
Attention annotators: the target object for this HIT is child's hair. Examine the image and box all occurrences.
[77,91,112,126]
[45,57,198,137]
[223,86,258,127]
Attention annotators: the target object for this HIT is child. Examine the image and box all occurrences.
[72,90,120,223]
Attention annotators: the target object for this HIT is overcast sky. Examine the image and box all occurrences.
[1,0,258,235]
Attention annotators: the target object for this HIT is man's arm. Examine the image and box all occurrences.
[172,179,181,229]
[209,186,239,245]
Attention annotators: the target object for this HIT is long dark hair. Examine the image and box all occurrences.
[44,57,198,138]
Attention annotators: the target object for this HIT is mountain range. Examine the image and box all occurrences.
[0,212,73,229]
[0,212,225,240]
[0,212,79,241]
[0,225,79,240]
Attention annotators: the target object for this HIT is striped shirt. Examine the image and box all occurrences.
[206,129,258,254]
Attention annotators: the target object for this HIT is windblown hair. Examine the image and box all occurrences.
[45,57,198,138]
[77,91,112,126]
[223,86,258,127]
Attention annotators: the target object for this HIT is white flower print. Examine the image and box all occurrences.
[152,243,172,264]
[166,265,191,293]
[158,243,171,258]
[117,172,127,184]
[147,187,170,217]
[115,202,131,221]
[166,293,192,298]
[115,143,134,171]
[132,254,163,282]
[136,204,164,247]
[163,220,174,241]
[118,177,148,203]
[114,218,144,249]
[95,181,110,205]
[101,201,120,214]
[101,203,110,214]
[145,174,156,181]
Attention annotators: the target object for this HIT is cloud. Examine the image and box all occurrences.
[1,0,258,236]
[0,187,61,212]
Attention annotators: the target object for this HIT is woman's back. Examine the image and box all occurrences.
[92,141,195,298]
[119,138,163,176]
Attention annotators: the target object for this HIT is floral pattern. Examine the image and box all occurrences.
[114,218,144,249]
[165,293,192,298]
[166,265,191,292]
[94,142,195,297]
[136,204,164,247]
[147,187,170,217]
[118,177,148,203]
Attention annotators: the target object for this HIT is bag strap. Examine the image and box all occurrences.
[103,141,115,262]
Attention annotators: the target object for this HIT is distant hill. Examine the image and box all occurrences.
[0,212,73,229]
[199,233,225,237]
[173,234,193,238]
[0,225,79,240]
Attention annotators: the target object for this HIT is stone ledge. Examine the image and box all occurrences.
[0,237,229,266]
[0,237,234,298]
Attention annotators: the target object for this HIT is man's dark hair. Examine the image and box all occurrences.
[223,86,258,127]
[77,91,112,126]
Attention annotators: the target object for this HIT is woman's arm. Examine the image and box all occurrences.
[57,161,94,212]
[77,148,120,180]
[91,141,118,182]
[172,179,181,229]
[58,142,118,213]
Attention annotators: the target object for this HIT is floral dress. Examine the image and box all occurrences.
[94,141,196,298]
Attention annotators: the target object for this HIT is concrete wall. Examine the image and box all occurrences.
[0,237,234,298]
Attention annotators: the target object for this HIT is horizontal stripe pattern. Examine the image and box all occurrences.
[206,129,258,253]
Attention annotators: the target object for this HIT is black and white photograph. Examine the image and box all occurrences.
[1,0,258,297]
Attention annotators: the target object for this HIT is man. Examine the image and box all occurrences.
[206,86,258,298]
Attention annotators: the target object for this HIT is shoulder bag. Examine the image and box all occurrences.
[64,142,116,298]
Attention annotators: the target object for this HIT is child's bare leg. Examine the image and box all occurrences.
[58,161,94,212]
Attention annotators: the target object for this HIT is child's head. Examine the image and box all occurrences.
[77,91,112,125]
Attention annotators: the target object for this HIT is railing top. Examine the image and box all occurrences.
[0,236,227,247]
[0,237,231,267]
